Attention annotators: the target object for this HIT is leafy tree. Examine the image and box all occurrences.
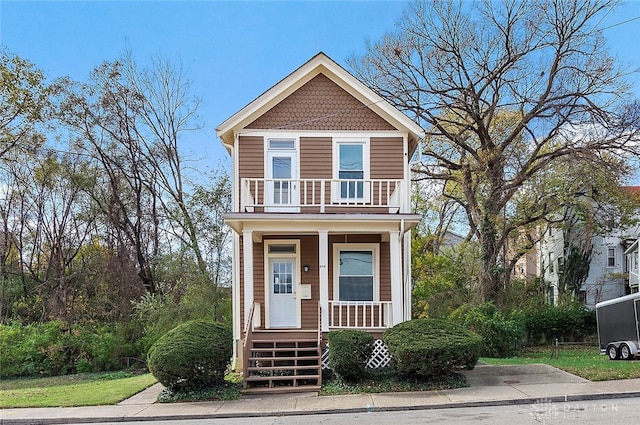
[351,0,640,304]
[0,50,49,159]
[411,232,478,318]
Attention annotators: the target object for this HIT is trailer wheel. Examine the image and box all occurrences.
[620,343,632,360]
[607,344,619,360]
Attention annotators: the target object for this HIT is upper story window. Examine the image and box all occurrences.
[607,247,616,267]
[333,139,370,201]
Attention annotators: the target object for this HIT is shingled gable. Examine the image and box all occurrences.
[216,52,424,150]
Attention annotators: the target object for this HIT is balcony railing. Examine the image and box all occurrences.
[328,301,392,329]
[241,178,402,213]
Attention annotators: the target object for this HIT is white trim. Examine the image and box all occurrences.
[332,243,380,302]
[265,138,299,212]
[404,229,412,321]
[389,230,402,325]
[232,232,241,368]
[238,130,408,139]
[264,239,302,328]
[402,134,410,213]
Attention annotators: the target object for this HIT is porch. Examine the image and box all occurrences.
[241,301,393,394]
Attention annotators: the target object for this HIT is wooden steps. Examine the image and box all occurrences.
[243,331,322,394]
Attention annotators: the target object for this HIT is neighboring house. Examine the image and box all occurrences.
[540,187,640,309]
[216,53,424,393]
[623,187,640,295]
[511,246,539,281]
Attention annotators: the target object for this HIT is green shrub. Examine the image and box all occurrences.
[327,330,374,383]
[147,320,232,391]
[383,318,482,379]
[0,320,146,378]
[451,303,525,357]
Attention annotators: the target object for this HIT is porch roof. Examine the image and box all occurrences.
[223,212,421,241]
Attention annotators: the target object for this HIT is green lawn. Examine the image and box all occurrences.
[481,345,640,381]
[0,371,157,408]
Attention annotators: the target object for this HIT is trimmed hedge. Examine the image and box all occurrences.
[383,318,482,379]
[147,320,232,391]
[327,330,374,383]
[523,304,596,344]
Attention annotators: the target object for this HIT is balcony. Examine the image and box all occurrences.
[241,178,403,213]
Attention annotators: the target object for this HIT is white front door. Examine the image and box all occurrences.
[268,258,298,327]
[266,150,298,212]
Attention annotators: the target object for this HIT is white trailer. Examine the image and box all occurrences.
[595,292,640,360]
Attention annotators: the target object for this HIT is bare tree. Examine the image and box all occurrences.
[56,61,162,294]
[351,0,640,304]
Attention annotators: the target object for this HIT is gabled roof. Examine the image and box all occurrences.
[216,52,424,151]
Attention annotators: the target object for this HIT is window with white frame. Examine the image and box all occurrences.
[333,139,369,201]
[607,247,616,267]
[333,244,378,301]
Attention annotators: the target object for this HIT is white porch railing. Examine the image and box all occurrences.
[328,301,392,329]
[241,178,402,213]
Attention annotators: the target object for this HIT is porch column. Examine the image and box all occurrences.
[242,230,254,327]
[318,230,329,332]
[389,229,403,326]
[404,229,412,322]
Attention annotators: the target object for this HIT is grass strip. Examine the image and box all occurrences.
[481,346,640,381]
[0,372,157,408]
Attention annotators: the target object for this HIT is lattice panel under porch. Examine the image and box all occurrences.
[321,338,391,370]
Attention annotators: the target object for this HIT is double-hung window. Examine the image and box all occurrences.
[333,139,369,202]
[607,247,616,268]
[334,244,378,301]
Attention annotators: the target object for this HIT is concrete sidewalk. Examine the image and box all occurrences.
[2,364,640,425]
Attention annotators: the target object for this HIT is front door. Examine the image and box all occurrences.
[266,150,298,212]
[268,258,298,328]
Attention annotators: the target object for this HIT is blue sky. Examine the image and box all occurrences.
[2,0,640,173]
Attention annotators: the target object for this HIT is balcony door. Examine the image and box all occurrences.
[266,139,298,212]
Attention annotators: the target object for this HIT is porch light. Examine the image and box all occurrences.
[303,265,310,272]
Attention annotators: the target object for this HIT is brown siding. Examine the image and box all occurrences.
[300,137,332,211]
[300,235,320,330]
[238,136,264,209]
[247,74,396,131]
[238,237,265,331]
[300,137,332,179]
[253,241,265,326]
[371,137,404,180]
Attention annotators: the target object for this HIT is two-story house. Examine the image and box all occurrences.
[216,53,424,393]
